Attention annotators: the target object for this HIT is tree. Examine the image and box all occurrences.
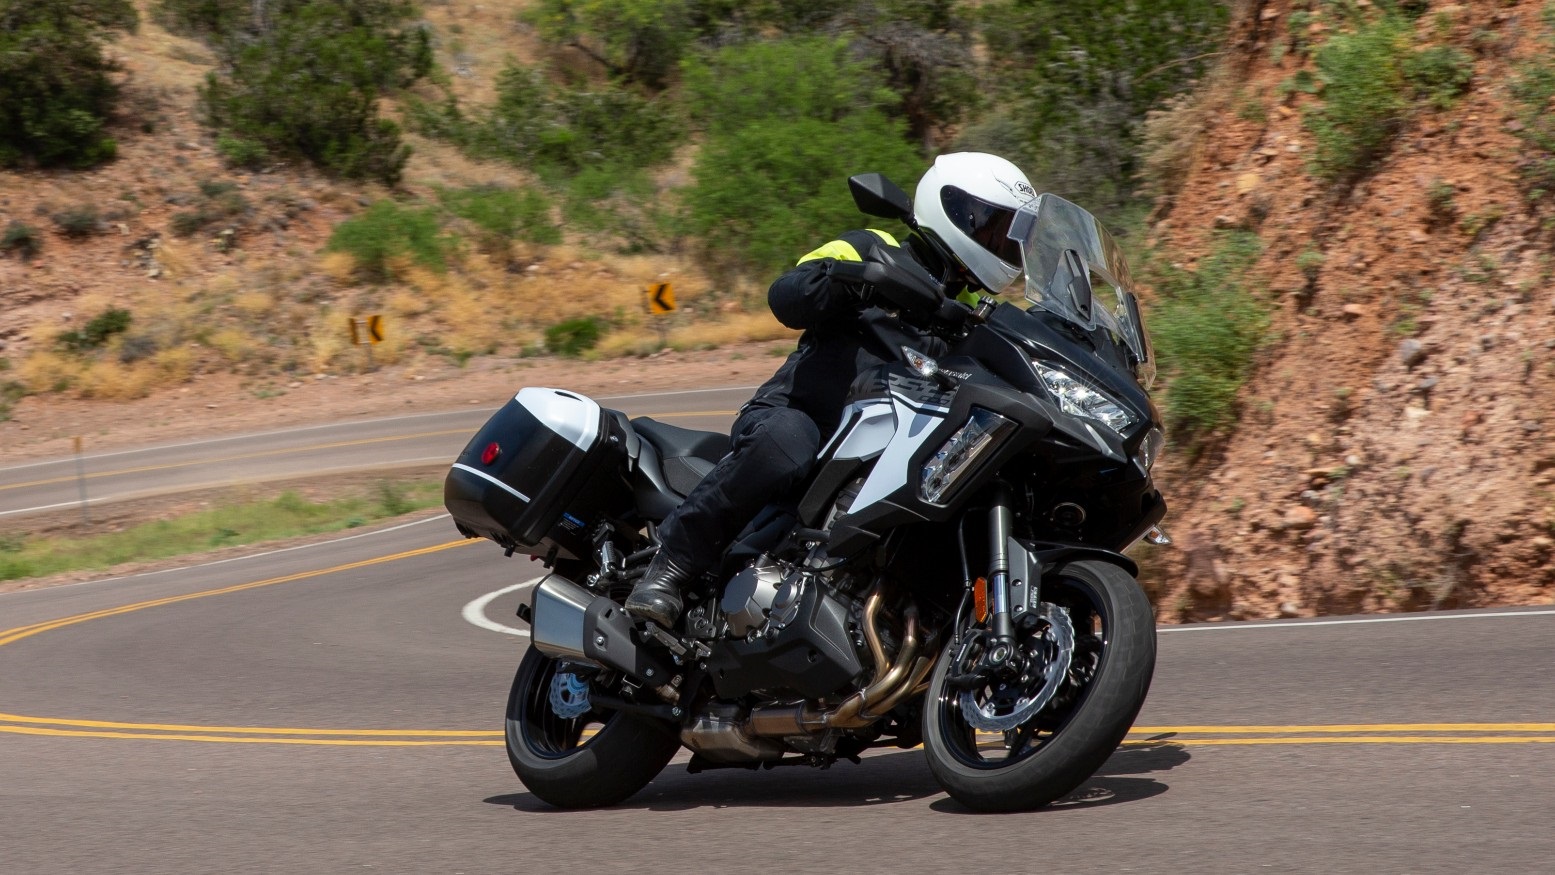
[191,0,432,184]
[0,0,139,168]
[976,0,1229,210]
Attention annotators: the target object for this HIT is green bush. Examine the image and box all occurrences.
[439,186,561,249]
[1509,6,1555,198]
[525,0,696,89]
[58,308,134,353]
[197,1,432,185]
[684,113,926,276]
[168,181,250,237]
[1,221,43,260]
[1303,16,1410,182]
[1403,45,1474,110]
[0,0,138,168]
[52,204,103,238]
[416,64,679,179]
[976,0,1230,211]
[681,37,897,136]
[544,317,605,357]
[1147,232,1268,448]
[326,200,450,282]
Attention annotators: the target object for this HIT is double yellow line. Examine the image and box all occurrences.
[4,537,1553,748]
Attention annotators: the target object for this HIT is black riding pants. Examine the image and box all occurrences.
[655,405,821,574]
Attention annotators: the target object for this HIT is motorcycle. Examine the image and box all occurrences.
[443,173,1169,812]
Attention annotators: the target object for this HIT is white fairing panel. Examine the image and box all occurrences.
[848,396,948,512]
[516,387,601,451]
[831,401,897,460]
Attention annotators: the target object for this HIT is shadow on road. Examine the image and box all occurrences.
[485,740,1189,814]
[928,739,1190,814]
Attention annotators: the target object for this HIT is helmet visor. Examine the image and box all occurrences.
[940,185,1023,266]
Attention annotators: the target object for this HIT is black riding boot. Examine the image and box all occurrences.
[625,551,693,628]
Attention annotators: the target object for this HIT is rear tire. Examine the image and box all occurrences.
[505,647,681,809]
[922,559,1156,812]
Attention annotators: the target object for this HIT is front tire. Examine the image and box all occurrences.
[922,559,1156,812]
[505,647,681,809]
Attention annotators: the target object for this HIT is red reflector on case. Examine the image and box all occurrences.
[481,442,501,465]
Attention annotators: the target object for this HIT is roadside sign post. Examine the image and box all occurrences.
[349,314,384,372]
[644,282,675,349]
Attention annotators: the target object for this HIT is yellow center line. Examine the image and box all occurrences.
[0,724,502,746]
[0,712,501,736]
[5,532,1553,749]
[1129,723,1555,734]
[0,539,478,648]
[0,429,474,492]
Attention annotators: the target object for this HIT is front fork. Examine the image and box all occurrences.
[980,484,1029,672]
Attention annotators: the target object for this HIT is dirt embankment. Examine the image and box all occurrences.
[1147,0,1555,620]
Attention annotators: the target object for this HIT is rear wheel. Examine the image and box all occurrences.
[922,560,1156,812]
[505,647,681,809]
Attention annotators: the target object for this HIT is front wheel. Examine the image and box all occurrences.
[922,559,1156,812]
[505,647,681,809]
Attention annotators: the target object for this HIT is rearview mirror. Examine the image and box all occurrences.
[849,173,915,224]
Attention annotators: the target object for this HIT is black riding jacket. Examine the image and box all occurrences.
[741,228,961,439]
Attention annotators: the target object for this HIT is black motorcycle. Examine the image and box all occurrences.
[444,174,1169,812]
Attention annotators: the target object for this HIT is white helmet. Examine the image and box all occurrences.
[914,152,1038,295]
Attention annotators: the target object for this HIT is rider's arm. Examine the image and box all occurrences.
[768,229,899,330]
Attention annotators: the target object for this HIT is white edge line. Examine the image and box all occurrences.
[461,579,540,637]
[1158,608,1555,632]
[2,386,759,471]
[0,513,456,597]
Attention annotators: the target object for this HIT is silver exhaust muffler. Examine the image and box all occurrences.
[530,575,596,662]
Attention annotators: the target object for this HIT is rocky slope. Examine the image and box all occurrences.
[1148,0,1555,619]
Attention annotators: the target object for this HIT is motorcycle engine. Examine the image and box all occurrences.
[720,556,806,639]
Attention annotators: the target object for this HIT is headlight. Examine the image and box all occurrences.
[921,408,1016,505]
[1136,426,1164,471]
[1036,365,1136,435]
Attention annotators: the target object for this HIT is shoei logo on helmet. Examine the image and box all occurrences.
[481,442,501,465]
[1015,181,1036,198]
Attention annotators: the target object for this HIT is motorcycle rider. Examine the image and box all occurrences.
[626,152,1040,628]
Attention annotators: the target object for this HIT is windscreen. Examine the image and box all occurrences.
[1008,194,1155,387]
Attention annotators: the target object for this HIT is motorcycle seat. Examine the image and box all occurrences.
[630,417,729,497]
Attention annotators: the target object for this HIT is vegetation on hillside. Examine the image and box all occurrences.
[0,0,139,168]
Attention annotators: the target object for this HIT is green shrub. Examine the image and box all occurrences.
[168,182,250,237]
[681,37,896,136]
[197,1,432,185]
[1303,16,1410,182]
[685,113,927,277]
[1147,232,1268,448]
[976,0,1230,211]
[525,0,696,89]
[58,308,133,352]
[326,200,450,282]
[52,204,103,238]
[0,0,138,168]
[1,221,43,260]
[438,186,561,249]
[1403,45,1474,110]
[544,317,605,357]
[1508,6,1555,199]
[417,64,679,179]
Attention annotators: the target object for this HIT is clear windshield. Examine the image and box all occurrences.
[1008,194,1155,388]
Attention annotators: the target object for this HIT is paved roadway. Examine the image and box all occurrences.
[1,515,1552,874]
[0,387,754,520]
[1,386,1553,872]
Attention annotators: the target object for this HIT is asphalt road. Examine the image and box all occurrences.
[0,387,754,520]
[2,515,1553,874]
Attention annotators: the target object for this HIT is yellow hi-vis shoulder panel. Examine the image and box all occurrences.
[795,229,902,265]
[796,239,862,265]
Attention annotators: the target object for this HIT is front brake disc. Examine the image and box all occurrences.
[957,603,1074,732]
